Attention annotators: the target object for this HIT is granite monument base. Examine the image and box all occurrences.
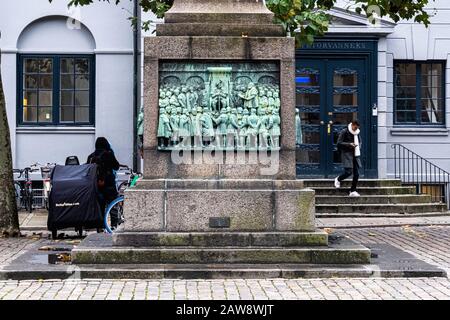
[72,179,371,266]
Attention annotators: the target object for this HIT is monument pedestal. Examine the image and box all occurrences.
[72,178,371,266]
[71,0,371,274]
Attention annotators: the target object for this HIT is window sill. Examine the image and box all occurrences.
[16,126,95,134]
[390,127,449,136]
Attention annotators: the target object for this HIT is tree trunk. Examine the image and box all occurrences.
[0,54,20,236]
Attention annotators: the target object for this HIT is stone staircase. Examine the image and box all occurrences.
[303,179,449,217]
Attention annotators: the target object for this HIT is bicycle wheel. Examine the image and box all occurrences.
[104,196,124,234]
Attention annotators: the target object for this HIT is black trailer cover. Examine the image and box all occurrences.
[48,164,103,230]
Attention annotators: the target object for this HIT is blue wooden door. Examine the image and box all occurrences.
[296,58,366,177]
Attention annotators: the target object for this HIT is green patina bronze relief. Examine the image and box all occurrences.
[157,61,281,151]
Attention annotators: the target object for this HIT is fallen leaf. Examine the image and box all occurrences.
[323,228,334,234]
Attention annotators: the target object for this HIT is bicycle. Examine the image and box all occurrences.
[13,164,41,213]
[38,163,56,210]
[104,166,142,234]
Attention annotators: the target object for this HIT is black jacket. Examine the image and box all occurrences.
[87,149,119,203]
[337,127,362,169]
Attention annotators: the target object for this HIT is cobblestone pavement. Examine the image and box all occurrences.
[0,278,449,300]
[0,234,44,265]
[0,227,450,300]
[339,226,450,276]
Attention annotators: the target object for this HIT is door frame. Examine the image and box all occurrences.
[296,36,379,178]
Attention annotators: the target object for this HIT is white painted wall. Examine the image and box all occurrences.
[0,0,135,169]
[332,0,450,176]
[380,0,450,176]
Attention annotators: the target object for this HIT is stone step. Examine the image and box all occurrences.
[112,231,328,247]
[316,203,448,214]
[72,245,370,265]
[312,186,416,196]
[315,194,432,205]
[316,212,450,218]
[304,179,402,188]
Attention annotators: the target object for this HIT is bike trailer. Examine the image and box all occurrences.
[48,164,103,232]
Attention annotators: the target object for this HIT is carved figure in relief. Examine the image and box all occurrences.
[239,82,259,110]
[211,80,229,112]
[269,108,281,149]
[191,107,203,148]
[258,108,270,149]
[214,108,229,148]
[157,108,172,148]
[200,106,215,147]
[178,109,192,148]
[226,108,239,149]
[237,108,248,149]
[187,86,198,111]
[178,86,188,110]
[246,108,260,150]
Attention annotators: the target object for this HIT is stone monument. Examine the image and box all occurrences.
[72,0,370,276]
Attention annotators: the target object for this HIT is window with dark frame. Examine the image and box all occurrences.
[394,61,445,125]
[19,55,94,126]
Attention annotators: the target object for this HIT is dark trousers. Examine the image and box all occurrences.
[338,157,360,192]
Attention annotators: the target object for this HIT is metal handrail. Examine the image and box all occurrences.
[392,144,450,207]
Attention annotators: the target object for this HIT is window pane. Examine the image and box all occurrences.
[60,91,74,106]
[300,112,320,125]
[396,111,416,123]
[75,107,89,122]
[60,106,74,122]
[39,59,53,73]
[396,75,416,87]
[24,75,38,89]
[421,86,442,99]
[75,91,89,106]
[421,63,442,76]
[296,93,320,106]
[24,59,39,73]
[333,74,357,87]
[296,74,319,86]
[75,59,89,74]
[75,75,89,89]
[333,93,357,106]
[396,87,416,98]
[39,75,53,89]
[38,107,53,122]
[395,63,416,75]
[23,91,38,106]
[23,107,37,122]
[61,58,74,74]
[422,76,442,87]
[39,91,53,106]
[421,99,443,124]
[396,99,416,111]
[61,74,75,89]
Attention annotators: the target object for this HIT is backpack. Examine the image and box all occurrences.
[88,150,107,189]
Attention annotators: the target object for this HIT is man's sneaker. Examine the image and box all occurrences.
[334,177,341,189]
[349,191,361,197]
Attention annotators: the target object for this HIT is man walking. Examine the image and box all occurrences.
[334,120,362,197]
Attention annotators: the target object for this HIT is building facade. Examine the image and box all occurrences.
[0,0,136,172]
[1,0,449,180]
